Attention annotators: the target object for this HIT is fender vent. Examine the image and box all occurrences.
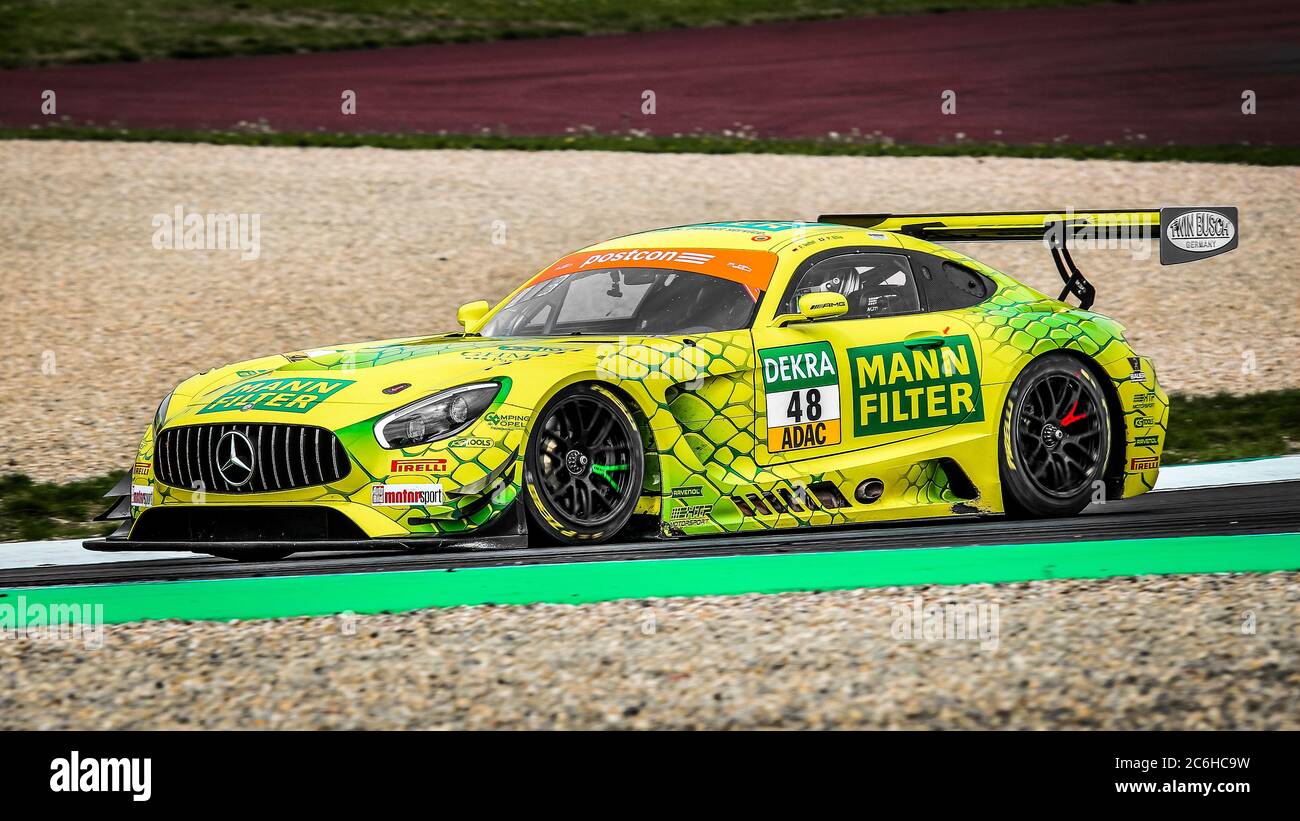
[730,481,849,517]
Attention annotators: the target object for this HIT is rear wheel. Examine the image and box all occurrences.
[523,385,644,544]
[999,353,1111,517]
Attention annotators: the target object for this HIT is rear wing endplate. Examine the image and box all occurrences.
[818,207,1239,310]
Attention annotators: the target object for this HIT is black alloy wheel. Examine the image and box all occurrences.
[1000,353,1112,517]
[524,385,644,543]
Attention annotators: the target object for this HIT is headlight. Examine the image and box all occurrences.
[153,389,176,434]
[374,383,501,449]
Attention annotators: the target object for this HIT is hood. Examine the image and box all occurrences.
[163,335,597,427]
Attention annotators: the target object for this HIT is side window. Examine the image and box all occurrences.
[782,252,921,320]
[913,254,993,310]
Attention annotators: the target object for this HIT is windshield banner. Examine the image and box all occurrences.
[528,247,779,293]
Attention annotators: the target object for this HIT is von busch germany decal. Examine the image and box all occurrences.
[761,342,841,452]
[199,377,354,414]
[849,335,983,435]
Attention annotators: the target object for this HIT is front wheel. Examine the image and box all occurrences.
[999,353,1111,517]
[523,384,644,544]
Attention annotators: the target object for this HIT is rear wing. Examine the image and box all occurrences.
[818,207,1238,309]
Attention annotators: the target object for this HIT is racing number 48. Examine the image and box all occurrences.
[786,389,823,423]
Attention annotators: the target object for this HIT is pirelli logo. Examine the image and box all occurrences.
[390,458,447,473]
[1130,456,1160,471]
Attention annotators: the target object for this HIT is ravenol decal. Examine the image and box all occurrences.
[848,335,983,436]
[199,378,354,414]
[761,342,841,453]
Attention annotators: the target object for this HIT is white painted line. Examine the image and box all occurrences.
[1153,455,1300,492]
[0,540,194,571]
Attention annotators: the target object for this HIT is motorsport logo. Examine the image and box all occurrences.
[1130,456,1160,471]
[848,335,983,436]
[199,377,354,415]
[130,485,153,507]
[371,483,445,506]
[390,458,447,473]
[760,342,841,452]
[669,503,711,525]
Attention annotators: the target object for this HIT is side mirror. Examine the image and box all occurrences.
[456,300,491,330]
[774,292,848,327]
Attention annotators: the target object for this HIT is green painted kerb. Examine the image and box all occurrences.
[3,532,1298,624]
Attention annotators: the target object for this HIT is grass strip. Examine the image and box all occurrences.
[2,125,1296,165]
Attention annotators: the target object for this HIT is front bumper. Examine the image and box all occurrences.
[84,501,529,554]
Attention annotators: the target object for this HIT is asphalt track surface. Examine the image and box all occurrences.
[1,0,1297,145]
[3,480,1296,589]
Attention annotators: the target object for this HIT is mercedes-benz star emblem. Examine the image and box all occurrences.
[216,430,256,487]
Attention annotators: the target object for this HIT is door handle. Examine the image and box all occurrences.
[903,335,945,349]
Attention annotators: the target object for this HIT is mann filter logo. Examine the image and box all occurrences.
[848,335,983,436]
[1130,456,1160,471]
[760,341,841,453]
[390,458,447,473]
[199,378,354,414]
[1160,206,1238,264]
[371,483,445,506]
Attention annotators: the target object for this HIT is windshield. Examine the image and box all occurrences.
[479,268,759,337]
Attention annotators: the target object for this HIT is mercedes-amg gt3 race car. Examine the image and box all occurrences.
[89,208,1238,559]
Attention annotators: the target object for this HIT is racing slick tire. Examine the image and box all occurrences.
[523,384,645,545]
[999,353,1112,518]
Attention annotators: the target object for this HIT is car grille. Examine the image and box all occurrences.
[154,423,350,493]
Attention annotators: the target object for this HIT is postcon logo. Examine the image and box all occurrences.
[760,341,841,453]
[199,378,355,415]
[848,335,984,436]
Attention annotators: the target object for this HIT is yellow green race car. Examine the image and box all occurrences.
[88,207,1238,559]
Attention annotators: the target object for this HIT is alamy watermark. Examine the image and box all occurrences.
[890,594,1000,652]
[0,595,105,649]
[151,206,261,261]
